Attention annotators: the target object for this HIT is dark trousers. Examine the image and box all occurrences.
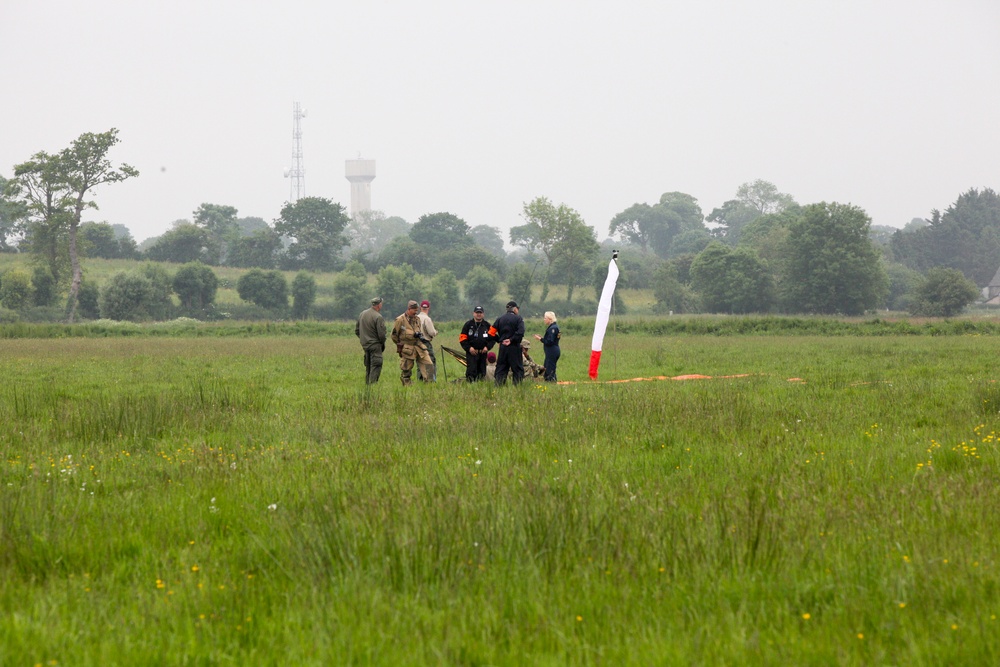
[466,350,487,381]
[543,346,560,382]
[363,345,383,384]
[495,344,524,386]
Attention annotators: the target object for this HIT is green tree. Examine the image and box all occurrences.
[707,180,796,244]
[227,228,281,269]
[423,269,462,321]
[409,212,473,251]
[690,242,775,313]
[910,267,979,317]
[31,266,57,306]
[652,261,699,314]
[463,265,500,312]
[145,223,215,264]
[782,203,887,315]
[110,224,140,259]
[236,270,288,313]
[333,261,371,320]
[79,222,125,259]
[0,175,28,252]
[890,188,1000,285]
[291,272,317,320]
[512,197,596,301]
[9,153,69,284]
[10,129,138,322]
[192,203,239,264]
[377,236,433,274]
[172,262,218,317]
[274,197,349,272]
[884,262,922,311]
[469,224,506,257]
[77,280,100,319]
[551,221,600,303]
[609,192,707,258]
[438,244,505,280]
[142,264,175,320]
[0,270,33,310]
[99,271,156,321]
[505,263,535,312]
[236,216,270,237]
[375,264,421,317]
[344,210,410,268]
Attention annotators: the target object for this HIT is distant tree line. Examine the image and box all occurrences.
[2,130,996,322]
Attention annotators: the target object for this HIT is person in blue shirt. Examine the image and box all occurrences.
[533,310,561,382]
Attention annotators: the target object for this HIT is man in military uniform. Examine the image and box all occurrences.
[416,300,438,381]
[390,300,435,386]
[520,340,545,380]
[459,305,493,382]
[355,297,386,384]
[489,300,525,385]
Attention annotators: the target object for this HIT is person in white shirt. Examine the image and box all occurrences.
[417,300,438,381]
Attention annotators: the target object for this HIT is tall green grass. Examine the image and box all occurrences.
[1,333,999,664]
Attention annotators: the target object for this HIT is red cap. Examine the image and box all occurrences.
[420,301,430,308]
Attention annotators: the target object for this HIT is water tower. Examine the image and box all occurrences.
[345,158,375,218]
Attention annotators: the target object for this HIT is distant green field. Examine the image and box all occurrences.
[2,331,999,664]
[0,254,658,321]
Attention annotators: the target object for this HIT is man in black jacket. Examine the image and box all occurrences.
[489,301,525,385]
[459,305,493,382]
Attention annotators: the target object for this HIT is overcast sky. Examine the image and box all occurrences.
[3,1,999,244]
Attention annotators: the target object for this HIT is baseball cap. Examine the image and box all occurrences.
[473,305,484,313]
[407,300,419,309]
[506,300,518,309]
[420,300,430,308]
[370,297,383,305]
[487,352,496,363]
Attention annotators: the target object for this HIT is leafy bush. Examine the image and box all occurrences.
[332,270,370,320]
[236,269,288,313]
[375,264,421,317]
[77,281,101,320]
[31,266,58,306]
[463,265,500,313]
[0,306,19,323]
[99,271,158,321]
[291,272,317,320]
[910,267,979,317]
[172,262,219,317]
[422,269,462,322]
[0,269,33,310]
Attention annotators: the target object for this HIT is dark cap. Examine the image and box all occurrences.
[407,300,419,309]
[370,297,383,305]
[420,300,430,308]
[506,300,518,309]
[473,305,484,313]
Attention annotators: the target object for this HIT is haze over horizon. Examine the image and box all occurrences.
[3,1,998,244]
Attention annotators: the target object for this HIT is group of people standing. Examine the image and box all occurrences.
[356,298,561,386]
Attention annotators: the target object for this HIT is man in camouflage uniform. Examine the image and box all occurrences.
[355,297,386,384]
[521,340,545,381]
[390,300,434,386]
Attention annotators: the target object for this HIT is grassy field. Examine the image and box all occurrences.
[2,327,1000,665]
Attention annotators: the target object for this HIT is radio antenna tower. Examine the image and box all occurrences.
[285,101,306,201]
